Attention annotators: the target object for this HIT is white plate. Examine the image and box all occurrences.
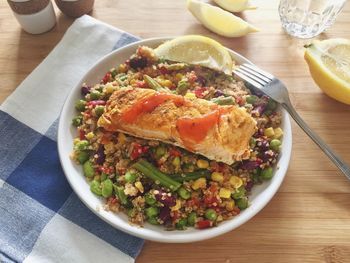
[58,37,292,243]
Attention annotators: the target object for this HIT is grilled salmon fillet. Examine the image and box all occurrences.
[98,87,256,164]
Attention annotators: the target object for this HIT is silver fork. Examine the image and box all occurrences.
[234,63,350,180]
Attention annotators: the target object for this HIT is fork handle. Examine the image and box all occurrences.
[282,102,350,180]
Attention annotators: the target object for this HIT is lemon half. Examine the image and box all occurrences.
[305,38,350,105]
[154,35,233,74]
[187,0,259,38]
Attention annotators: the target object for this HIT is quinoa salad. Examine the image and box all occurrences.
[70,46,283,230]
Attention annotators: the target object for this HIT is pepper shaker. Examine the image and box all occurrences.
[7,0,56,34]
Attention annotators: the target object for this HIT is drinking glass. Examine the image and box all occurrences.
[279,0,347,38]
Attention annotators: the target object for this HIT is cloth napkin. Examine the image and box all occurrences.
[0,15,144,263]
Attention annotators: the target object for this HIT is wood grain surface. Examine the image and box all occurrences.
[1,1,350,262]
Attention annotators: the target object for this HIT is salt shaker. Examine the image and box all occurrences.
[7,0,56,34]
[55,0,95,18]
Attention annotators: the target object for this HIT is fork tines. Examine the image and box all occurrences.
[233,63,274,88]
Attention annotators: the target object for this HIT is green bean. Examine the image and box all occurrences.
[236,197,248,210]
[114,185,128,205]
[83,161,95,178]
[270,139,281,151]
[132,159,181,191]
[187,212,197,226]
[205,209,217,221]
[147,216,159,225]
[232,185,246,199]
[245,95,258,105]
[266,98,277,111]
[260,167,274,180]
[177,187,191,200]
[176,80,189,95]
[144,75,164,91]
[90,90,101,100]
[172,169,211,182]
[125,171,138,183]
[72,116,82,127]
[90,180,102,196]
[75,100,86,112]
[94,106,105,117]
[75,140,89,151]
[145,207,159,218]
[145,193,156,205]
[101,179,113,198]
[77,151,89,164]
[175,218,188,230]
[211,97,235,105]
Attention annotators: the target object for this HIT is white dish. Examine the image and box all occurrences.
[58,37,292,243]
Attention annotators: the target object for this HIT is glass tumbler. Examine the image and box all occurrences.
[279,0,347,38]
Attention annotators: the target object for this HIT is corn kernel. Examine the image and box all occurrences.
[118,133,126,144]
[118,63,127,73]
[211,172,224,183]
[135,181,144,193]
[171,199,182,211]
[229,176,243,189]
[264,127,275,138]
[192,178,206,190]
[225,200,235,211]
[197,159,209,169]
[105,83,115,94]
[274,127,284,139]
[219,188,231,198]
[184,92,196,99]
[175,73,183,81]
[73,138,80,145]
[86,132,94,140]
[161,79,172,88]
[130,79,137,85]
[216,215,223,222]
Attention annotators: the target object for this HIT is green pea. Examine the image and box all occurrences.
[100,173,108,181]
[145,193,156,205]
[260,167,274,180]
[77,151,89,164]
[155,146,166,158]
[101,179,113,198]
[83,161,95,178]
[75,100,86,112]
[147,216,159,225]
[236,197,248,210]
[270,139,281,151]
[266,98,277,111]
[232,186,246,199]
[249,137,256,148]
[75,140,89,151]
[90,180,102,196]
[145,207,159,218]
[127,208,137,217]
[125,171,138,183]
[90,90,101,100]
[172,156,181,168]
[94,106,105,117]
[246,95,258,105]
[175,218,188,230]
[187,212,197,226]
[177,187,191,200]
[72,116,82,127]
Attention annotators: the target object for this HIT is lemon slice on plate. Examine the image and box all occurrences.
[187,0,259,38]
[213,0,256,12]
[154,35,234,74]
[304,38,350,105]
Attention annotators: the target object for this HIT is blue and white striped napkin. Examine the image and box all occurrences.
[0,15,144,263]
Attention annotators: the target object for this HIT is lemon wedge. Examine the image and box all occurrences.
[154,35,233,74]
[213,0,256,12]
[187,0,259,38]
[304,38,350,105]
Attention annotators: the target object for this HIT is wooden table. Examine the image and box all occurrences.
[1,1,350,262]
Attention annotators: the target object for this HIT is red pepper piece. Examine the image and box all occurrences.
[169,148,182,157]
[102,72,112,84]
[130,143,149,160]
[79,129,86,140]
[196,220,212,229]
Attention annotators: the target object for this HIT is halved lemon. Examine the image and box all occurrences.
[304,38,350,105]
[213,0,256,13]
[154,35,234,74]
[187,0,259,38]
